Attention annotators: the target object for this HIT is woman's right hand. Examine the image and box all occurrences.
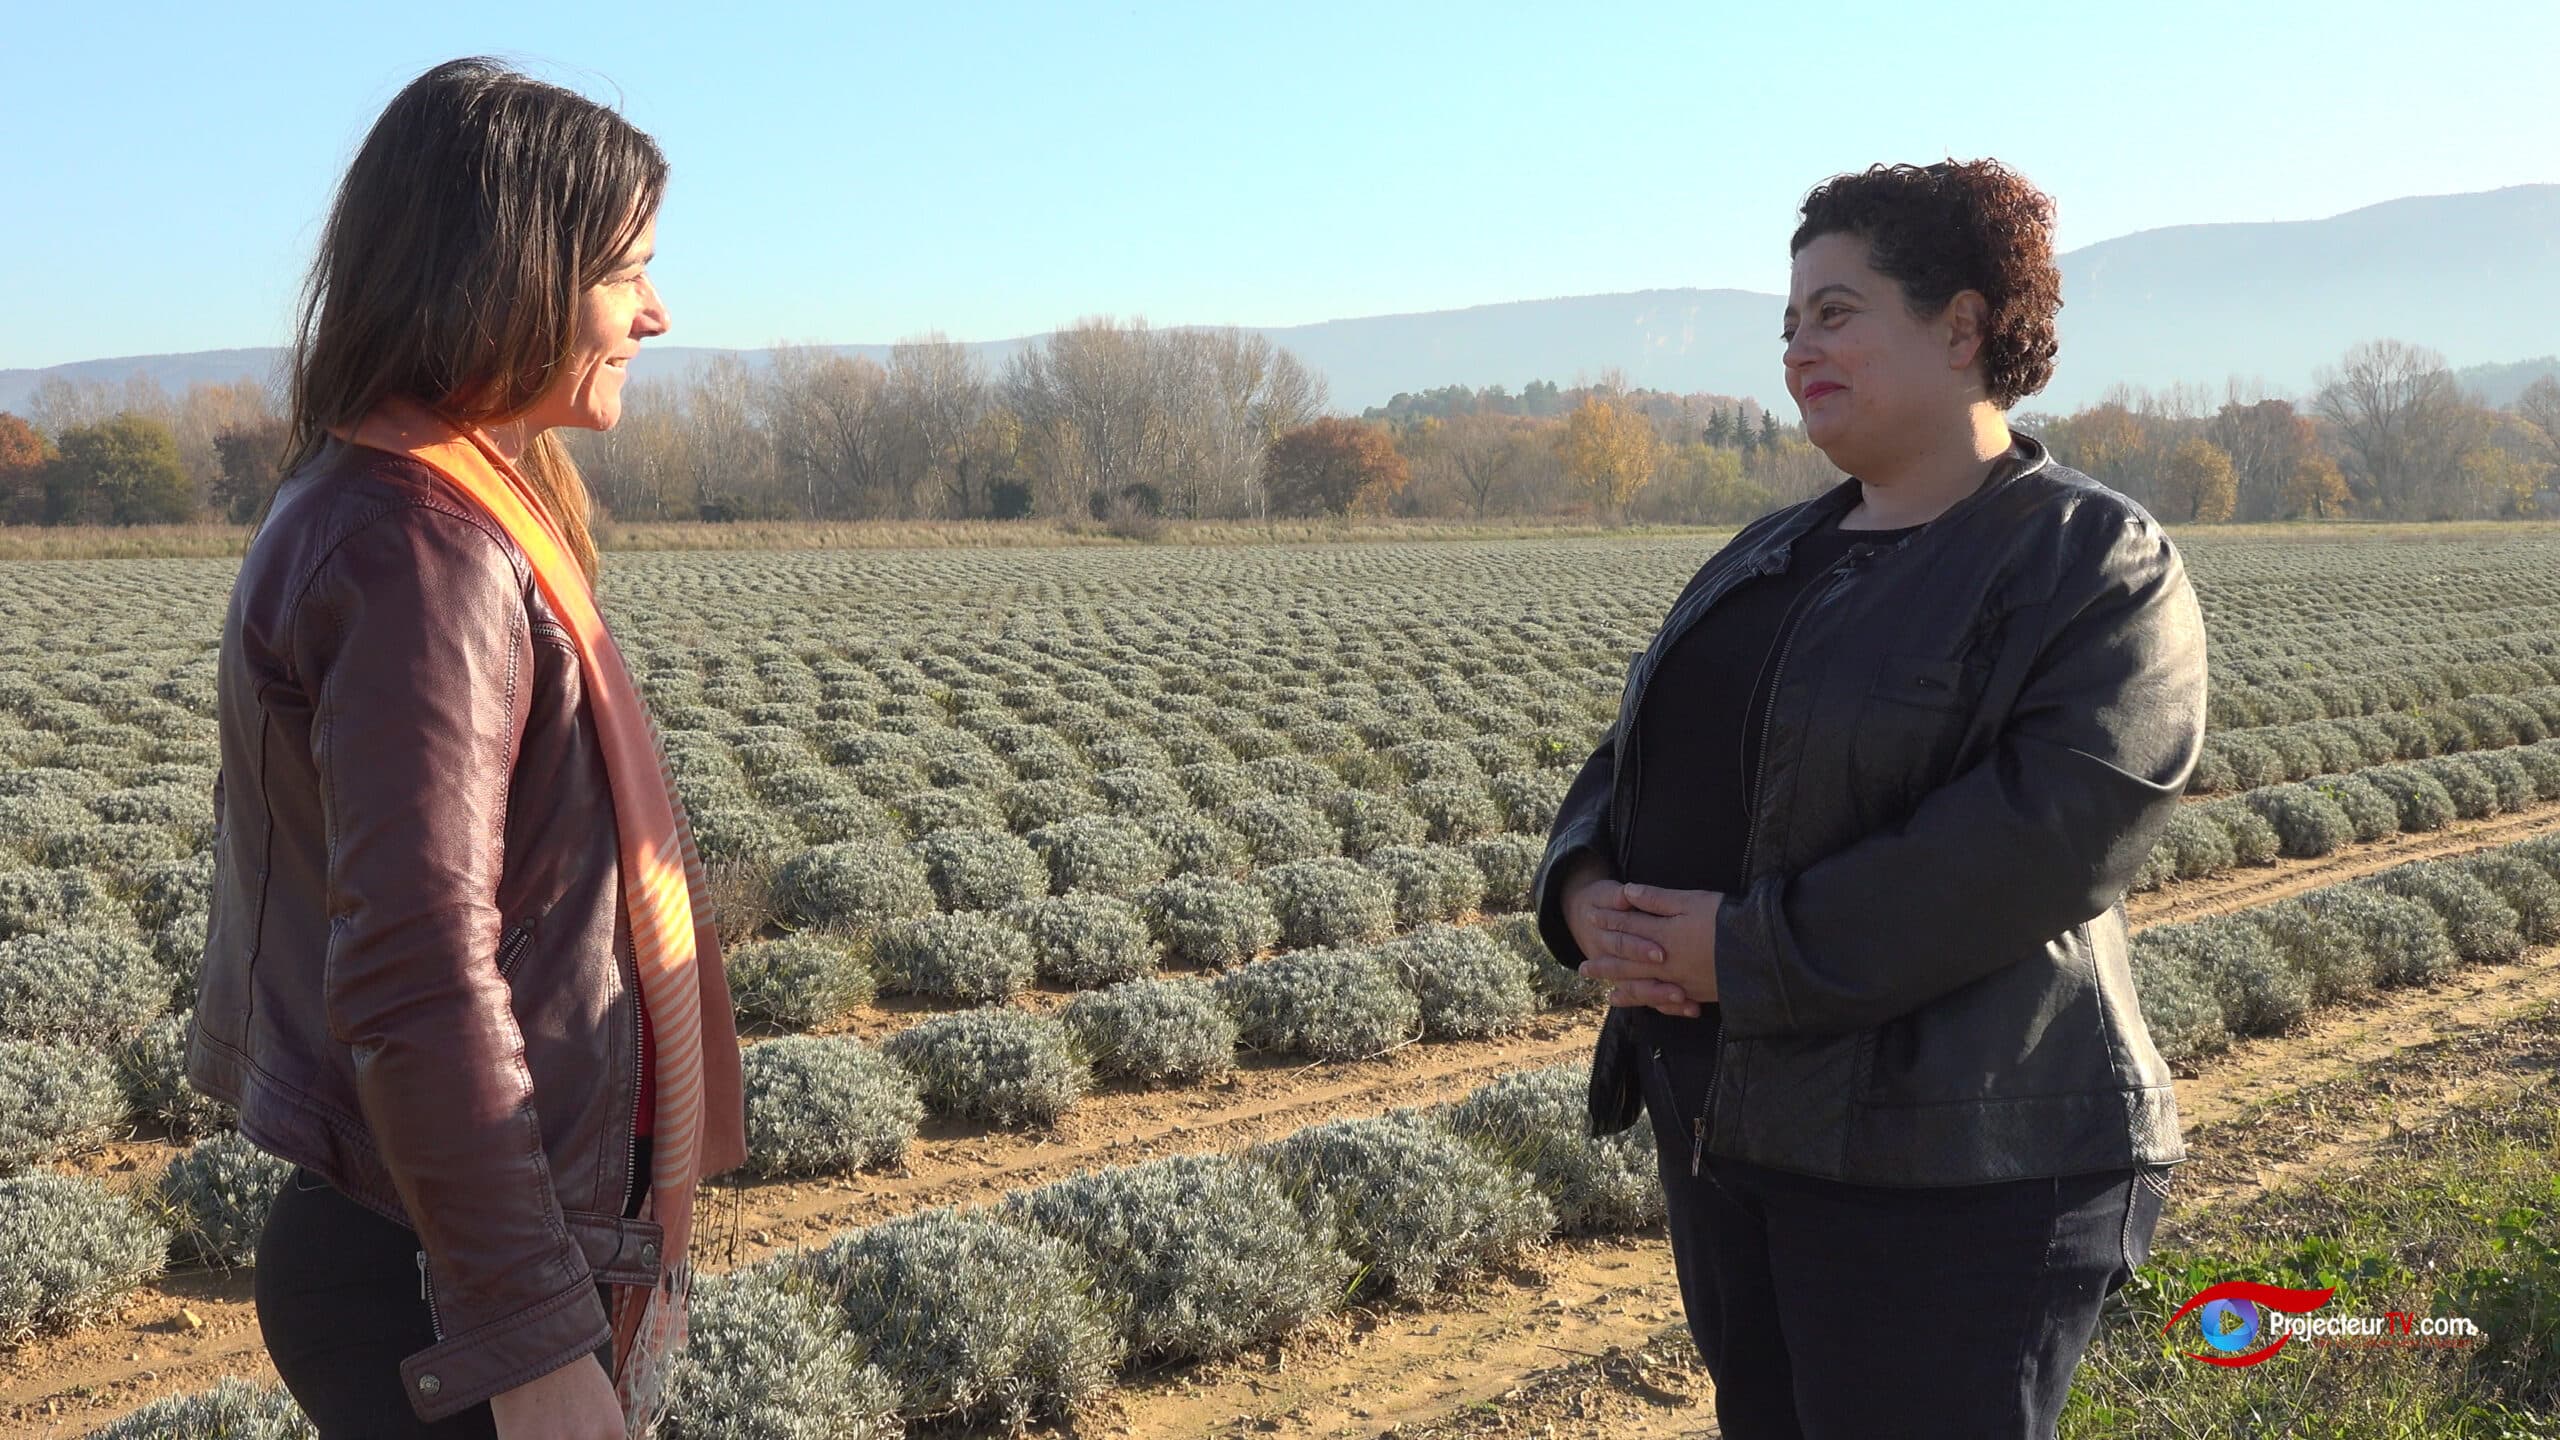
[1562,855,1700,1017]
[489,1354,624,1440]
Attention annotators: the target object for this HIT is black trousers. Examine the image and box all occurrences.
[1635,1016,2170,1440]
[255,1142,647,1439]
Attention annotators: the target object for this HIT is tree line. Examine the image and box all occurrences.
[2,331,2553,529]
[569,321,1329,523]
[2029,340,2560,522]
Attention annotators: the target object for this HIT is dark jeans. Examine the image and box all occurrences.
[255,1142,647,1439]
[1635,1013,2170,1440]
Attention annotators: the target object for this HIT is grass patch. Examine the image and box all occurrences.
[2064,1032,2560,1438]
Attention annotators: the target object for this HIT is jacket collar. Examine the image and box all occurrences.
[1759,430,2053,555]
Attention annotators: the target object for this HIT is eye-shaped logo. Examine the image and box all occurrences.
[2164,1282,2337,1366]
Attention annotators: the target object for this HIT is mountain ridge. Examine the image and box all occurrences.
[5,186,2553,416]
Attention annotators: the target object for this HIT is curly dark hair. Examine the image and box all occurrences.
[1791,159,2062,409]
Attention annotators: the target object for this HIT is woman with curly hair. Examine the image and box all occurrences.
[1535,159,2207,1438]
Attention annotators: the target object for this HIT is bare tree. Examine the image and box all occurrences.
[1442,412,1525,517]
[2315,339,2471,519]
[27,376,124,439]
[1005,317,1166,516]
[887,336,989,518]
[1150,328,1226,517]
[1158,330,1327,518]
[683,354,777,518]
[568,377,696,519]
[768,346,901,518]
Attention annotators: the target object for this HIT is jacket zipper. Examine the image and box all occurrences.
[495,923,533,980]
[1694,542,1879,1173]
[1614,546,1790,875]
[622,930,645,1227]
[1736,546,1876,888]
[1692,1022,1720,1176]
[416,1250,445,1341]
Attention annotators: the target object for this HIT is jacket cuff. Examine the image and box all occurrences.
[397,1272,611,1422]
[1713,877,1795,1039]
[1532,823,1606,974]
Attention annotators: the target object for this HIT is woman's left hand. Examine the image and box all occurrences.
[1578,885,1721,1014]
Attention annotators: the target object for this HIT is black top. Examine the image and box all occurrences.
[1623,512,1919,1047]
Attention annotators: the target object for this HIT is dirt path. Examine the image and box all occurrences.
[703,1020,1600,1261]
[2169,938,2560,1133]
[1081,1235,1694,1440]
[10,805,2558,1438]
[0,1021,1603,1437]
[1377,1324,1713,1440]
[2124,799,2560,929]
[2165,993,2560,1214]
[1081,950,2560,1440]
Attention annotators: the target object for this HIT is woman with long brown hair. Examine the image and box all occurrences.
[190,58,743,1439]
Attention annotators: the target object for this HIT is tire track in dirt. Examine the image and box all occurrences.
[14,811,2560,1437]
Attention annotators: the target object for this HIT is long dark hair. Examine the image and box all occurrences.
[282,57,666,580]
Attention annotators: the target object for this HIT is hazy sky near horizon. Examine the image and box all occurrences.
[4,0,2554,370]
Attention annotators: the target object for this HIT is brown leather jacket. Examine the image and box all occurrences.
[189,437,741,1422]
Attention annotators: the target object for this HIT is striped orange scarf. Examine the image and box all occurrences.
[340,397,745,1433]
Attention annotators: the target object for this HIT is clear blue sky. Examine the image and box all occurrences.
[4,0,2554,370]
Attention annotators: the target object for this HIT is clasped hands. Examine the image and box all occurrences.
[1559,854,1721,1017]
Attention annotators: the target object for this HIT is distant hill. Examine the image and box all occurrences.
[2456,355,2560,407]
[6,185,2554,416]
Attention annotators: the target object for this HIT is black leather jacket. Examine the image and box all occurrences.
[1535,437,2208,1186]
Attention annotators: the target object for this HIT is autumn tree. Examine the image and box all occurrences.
[1560,396,1663,517]
[1638,443,1770,524]
[2459,434,2543,518]
[2043,401,2151,501]
[0,413,52,525]
[2516,375,2560,480]
[45,414,194,525]
[2279,452,2351,519]
[210,419,290,523]
[2158,438,2238,523]
[2209,395,2315,522]
[1261,419,1408,517]
[1762,438,1840,507]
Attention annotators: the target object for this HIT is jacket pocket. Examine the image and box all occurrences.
[1867,652,1990,712]
[1860,946,2099,1107]
[1586,1008,1644,1137]
[2121,1164,2173,1276]
[1849,652,1990,815]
